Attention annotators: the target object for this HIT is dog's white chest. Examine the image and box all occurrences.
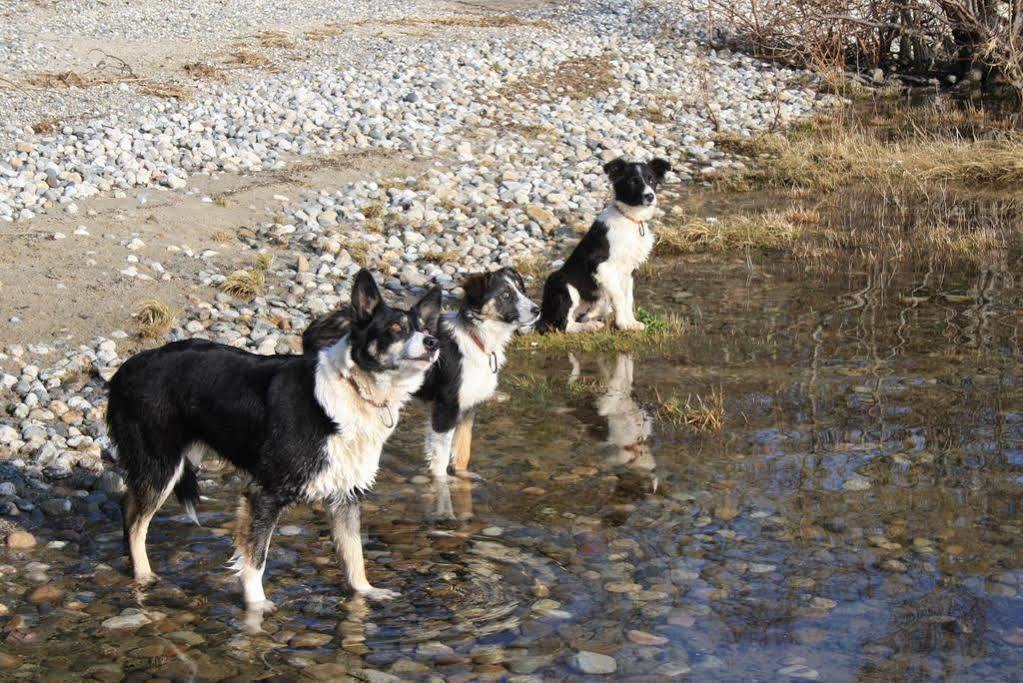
[606,219,655,270]
[458,353,500,409]
[305,425,389,501]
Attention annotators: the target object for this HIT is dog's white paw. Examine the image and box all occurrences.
[134,572,160,587]
[454,469,483,482]
[577,320,605,332]
[357,586,400,601]
[618,320,645,331]
[246,599,276,613]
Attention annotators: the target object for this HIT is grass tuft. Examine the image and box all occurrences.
[220,269,265,301]
[254,253,275,272]
[513,308,686,354]
[656,387,725,433]
[134,300,177,340]
[656,212,801,255]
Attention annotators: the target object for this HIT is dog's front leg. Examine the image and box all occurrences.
[233,485,285,612]
[426,402,459,479]
[596,264,643,330]
[327,498,398,601]
[452,409,482,480]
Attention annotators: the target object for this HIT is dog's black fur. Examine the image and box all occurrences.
[305,267,538,480]
[536,157,671,333]
[107,269,441,606]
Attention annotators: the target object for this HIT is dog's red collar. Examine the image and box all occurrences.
[623,443,646,464]
[613,204,648,235]
[467,327,499,374]
[339,371,394,427]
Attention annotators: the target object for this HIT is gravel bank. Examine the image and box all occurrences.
[0,0,841,523]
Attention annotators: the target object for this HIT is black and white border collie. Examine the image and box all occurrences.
[106,269,441,610]
[536,157,671,333]
[305,267,539,481]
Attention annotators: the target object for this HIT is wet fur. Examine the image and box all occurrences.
[304,267,538,481]
[107,270,441,608]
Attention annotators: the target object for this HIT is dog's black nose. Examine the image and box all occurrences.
[423,335,439,351]
[643,191,655,204]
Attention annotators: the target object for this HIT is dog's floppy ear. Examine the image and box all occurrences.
[603,157,628,180]
[414,286,442,334]
[351,268,382,324]
[649,157,672,181]
[460,272,488,311]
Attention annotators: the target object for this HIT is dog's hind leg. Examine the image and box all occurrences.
[232,484,285,611]
[326,498,398,601]
[124,458,185,585]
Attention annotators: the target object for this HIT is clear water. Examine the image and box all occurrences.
[2,194,1022,682]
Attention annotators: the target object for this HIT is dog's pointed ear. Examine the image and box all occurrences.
[603,157,627,180]
[460,273,488,310]
[500,266,527,293]
[351,269,382,324]
[414,286,442,334]
[650,157,672,181]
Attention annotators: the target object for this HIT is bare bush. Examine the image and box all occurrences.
[688,0,1023,97]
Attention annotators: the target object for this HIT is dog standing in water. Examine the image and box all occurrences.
[305,267,539,481]
[107,270,440,609]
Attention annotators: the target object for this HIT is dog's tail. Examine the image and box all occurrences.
[174,464,201,526]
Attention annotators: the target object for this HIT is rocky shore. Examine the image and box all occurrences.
[0,0,837,536]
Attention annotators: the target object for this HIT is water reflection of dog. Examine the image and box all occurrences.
[430,476,475,522]
[569,354,658,492]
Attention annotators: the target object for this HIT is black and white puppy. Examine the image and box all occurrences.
[536,157,671,333]
[107,269,441,610]
[304,267,539,480]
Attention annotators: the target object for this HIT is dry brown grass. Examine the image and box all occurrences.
[305,23,346,41]
[422,249,460,265]
[656,387,725,433]
[352,15,554,31]
[254,252,275,272]
[30,118,61,135]
[182,62,224,81]
[228,49,273,69]
[134,300,177,340]
[137,81,192,99]
[499,54,617,102]
[656,212,803,255]
[220,269,265,301]
[249,31,297,49]
[715,106,1023,191]
[346,241,370,266]
[513,255,551,282]
[362,203,385,220]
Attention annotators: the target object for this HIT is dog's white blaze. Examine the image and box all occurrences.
[306,337,427,502]
[510,281,538,324]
